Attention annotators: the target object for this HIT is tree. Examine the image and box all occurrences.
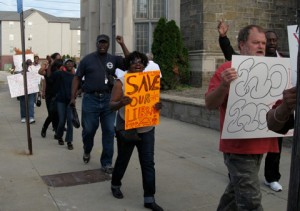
[152,18,190,89]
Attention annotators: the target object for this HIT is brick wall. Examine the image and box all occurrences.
[0,56,14,71]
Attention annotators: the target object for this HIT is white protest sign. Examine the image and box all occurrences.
[287,25,299,86]
[222,55,293,139]
[7,72,40,98]
[13,54,34,72]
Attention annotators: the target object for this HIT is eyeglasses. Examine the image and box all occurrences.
[97,40,108,44]
[130,59,143,65]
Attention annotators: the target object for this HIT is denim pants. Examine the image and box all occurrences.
[56,102,73,142]
[82,93,116,167]
[19,93,35,118]
[217,153,263,211]
[42,96,58,131]
[42,96,53,130]
[111,128,156,201]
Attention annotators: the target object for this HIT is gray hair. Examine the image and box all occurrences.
[146,52,153,60]
[237,25,265,50]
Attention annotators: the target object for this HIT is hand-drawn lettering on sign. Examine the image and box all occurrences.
[222,55,293,139]
[7,72,40,98]
[124,71,160,130]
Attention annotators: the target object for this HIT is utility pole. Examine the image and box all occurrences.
[287,4,300,211]
[17,0,33,155]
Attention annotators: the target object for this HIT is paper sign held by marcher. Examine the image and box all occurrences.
[7,72,40,98]
[124,71,160,130]
[222,55,293,139]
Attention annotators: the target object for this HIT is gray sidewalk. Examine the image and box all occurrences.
[0,71,290,211]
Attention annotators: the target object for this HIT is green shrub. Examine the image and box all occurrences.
[62,54,76,63]
[152,18,190,90]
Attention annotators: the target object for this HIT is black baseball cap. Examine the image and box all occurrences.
[97,34,109,43]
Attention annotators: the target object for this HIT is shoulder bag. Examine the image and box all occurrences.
[115,112,141,142]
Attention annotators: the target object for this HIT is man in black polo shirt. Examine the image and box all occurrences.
[70,34,129,173]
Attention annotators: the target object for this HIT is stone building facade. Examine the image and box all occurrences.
[80,0,297,90]
[180,0,297,88]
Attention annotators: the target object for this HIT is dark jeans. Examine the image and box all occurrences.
[19,93,35,118]
[81,93,116,167]
[42,96,58,131]
[217,153,263,211]
[111,128,156,199]
[264,137,282,183]
[56,102,73,142]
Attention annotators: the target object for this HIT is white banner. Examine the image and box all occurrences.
[7,72,40,98]
[13,54,34,73]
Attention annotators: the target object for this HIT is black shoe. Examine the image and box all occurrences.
[111,187,124,199]
[101,165,114,174]
[144,202,164,211]
[83,153,90,163]
[41,127,46,138]
[58,139,64,145]
[67,142,73,150]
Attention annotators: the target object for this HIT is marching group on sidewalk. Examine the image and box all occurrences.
[14,20,296,211]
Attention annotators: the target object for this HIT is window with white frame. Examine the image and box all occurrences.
[27,21,33,30]
[9,21,14,28]
[134,0,166,53]
[9,34,14,41]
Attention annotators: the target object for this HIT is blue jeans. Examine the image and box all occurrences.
[111,128,156,201]
[19,93,35,118]
[82,93,116,167]
[56,102,73,142]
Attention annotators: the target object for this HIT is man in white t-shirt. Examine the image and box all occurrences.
[144,52,162,78]
[144,52,160,72]
[28,55,43,83]
[28,56,43,106]
[30,55,41,73]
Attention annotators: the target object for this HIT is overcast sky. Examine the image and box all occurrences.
[0,0,80,18]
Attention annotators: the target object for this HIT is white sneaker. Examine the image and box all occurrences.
[21,118,26,123]
[264,181,282,192]
[29,118,35,124]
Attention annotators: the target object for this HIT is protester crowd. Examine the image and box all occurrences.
[15,21,295,211]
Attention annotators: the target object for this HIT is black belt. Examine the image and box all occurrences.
[89,90,110,96]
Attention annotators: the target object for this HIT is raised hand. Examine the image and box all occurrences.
[217,19,229,37]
